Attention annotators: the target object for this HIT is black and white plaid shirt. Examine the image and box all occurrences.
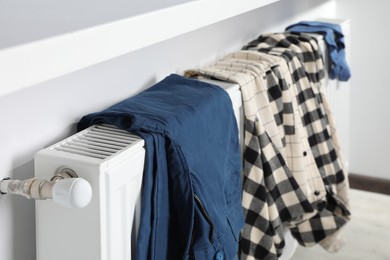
[244,33,351,232]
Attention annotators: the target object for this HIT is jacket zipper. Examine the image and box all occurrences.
[194,194,214,243]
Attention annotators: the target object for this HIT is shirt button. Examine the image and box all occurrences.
[303,151,307,156]
[314,190,320,196]
[215,251,224,260]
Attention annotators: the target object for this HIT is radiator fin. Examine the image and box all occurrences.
[54,125,141,159]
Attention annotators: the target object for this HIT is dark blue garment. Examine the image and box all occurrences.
[77,74,244,260]
[286,20,351,81]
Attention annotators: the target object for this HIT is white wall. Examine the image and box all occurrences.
[0,1,336,259]
[0,0,192,48]
[336,0,390,179]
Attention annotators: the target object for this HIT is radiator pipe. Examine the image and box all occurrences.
[0,167,92,208]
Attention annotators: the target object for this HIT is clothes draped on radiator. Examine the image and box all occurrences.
[77,74,244,260]
[186,32,350,259]
[285,20,351,81]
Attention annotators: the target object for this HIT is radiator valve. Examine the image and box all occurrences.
[0,167,92,208]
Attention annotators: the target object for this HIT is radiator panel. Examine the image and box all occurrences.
[105,150,145,260]
[35,125,145,260]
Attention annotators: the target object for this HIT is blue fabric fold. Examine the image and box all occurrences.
[286,20,351,81]
[77,74,244,259]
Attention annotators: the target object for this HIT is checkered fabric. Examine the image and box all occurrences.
[215,53,327,206]
[242,32,351,250]
[185,32,351,259]
[243,33,350,193]
[244,33,326,88]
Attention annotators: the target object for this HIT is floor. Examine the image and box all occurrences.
[290,189,390,260]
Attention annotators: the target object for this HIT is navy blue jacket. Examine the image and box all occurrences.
[78,74,244,259]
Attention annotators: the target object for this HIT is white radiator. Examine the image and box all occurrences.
[35,124,145,260]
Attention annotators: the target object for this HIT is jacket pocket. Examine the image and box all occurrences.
[189,202,244,259]
[190,193,215,251]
